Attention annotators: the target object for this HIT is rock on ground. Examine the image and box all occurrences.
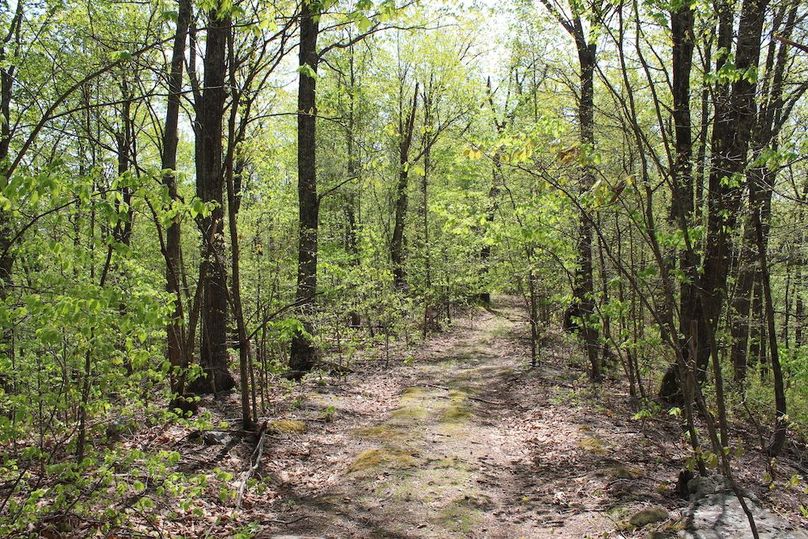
[682,477,808,539]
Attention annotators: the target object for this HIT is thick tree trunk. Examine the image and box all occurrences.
[289,1,321,376]
[191,7,235,394]
[698,0,768,377]
[662,0,769,399]
[727,1,793,386]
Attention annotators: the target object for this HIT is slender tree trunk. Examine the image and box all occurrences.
[224,22,254,429]
[161,0,193,405]
[0,2,23,368]
[797,226,805,348]
[596,214,611,365]
[191,6,235,394]
[730,220,757,383]
[574,40,600,381]
[528,267,539,367]
[420,86,433,335]
[659,0,701,401]
[289,1,321,376]
[343,47,362,328]
[480,77,505,305]
[227,152,252,428]
[390,82,419,290]
[479,174,498,305]
[751,181,787,456]
[694,41,711,226]
[796,177,807,348]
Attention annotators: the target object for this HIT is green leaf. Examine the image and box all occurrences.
[298,63,318,79]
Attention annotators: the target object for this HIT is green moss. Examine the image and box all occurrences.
[607,505,631,521]
[401,387,425,399]
[441,390,472,423]
[384,387,429,420]
[348,448,417,473]
[628,506,669,528]
[356,423,401,438]
[269,419,307,434]
[390,405,428,420]
[579,436,608,455]
[607,465,642,479]
[437,499,484,534]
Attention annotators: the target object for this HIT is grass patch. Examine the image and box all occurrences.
[437,498,484,534]
[579,436,608,455]
[348,448,418,474]
[356,423,405,439]
[441,390,472,423]
[605,464,643,480]
[269,419,307,434]
[390,405,428,420]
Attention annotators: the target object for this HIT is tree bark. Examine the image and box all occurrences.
[660,0,704,401]
[574,37,600,381]
[289,1,321,376]
[698,0,768,377]
[162,0,193,405]
[191,6,236,394]
[0,1,24,369]
[390,82,419,290]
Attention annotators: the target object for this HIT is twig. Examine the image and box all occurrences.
[263,515,307,525]
[235,422,267,509]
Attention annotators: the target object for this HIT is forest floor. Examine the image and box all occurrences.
[171,296,808,538]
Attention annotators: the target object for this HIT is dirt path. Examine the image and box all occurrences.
[251,298,802,538]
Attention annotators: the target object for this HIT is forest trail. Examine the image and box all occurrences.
[259,297,686,538]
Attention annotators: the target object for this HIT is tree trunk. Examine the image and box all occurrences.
[225,21,254,429]
[390,82,419,290]
[698,0,768,377]
[660,0,702,401]
[289,1,321,376]
[728,1,794,385]
[480,77,505,305]
[162,0,193,406]
[191,6,235,394]
[752,179,787,456]
[574,39,600,381]
[730,219,757,383]
[344,47,361,327]
[0,1,23,369]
